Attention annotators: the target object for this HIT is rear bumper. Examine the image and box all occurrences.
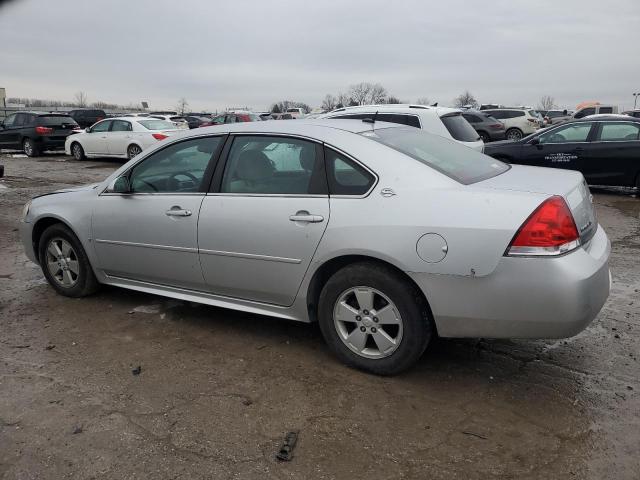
[409,225,611,338]
[35,137,67,150]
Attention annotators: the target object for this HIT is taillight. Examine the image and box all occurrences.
[35,126,54,135]
[506,196,580,256]
[152,133,168,140]
[96,117,104,122]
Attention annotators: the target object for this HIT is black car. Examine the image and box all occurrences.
[183,115,211,129]
[0,111,79,157]
[461,110,506,142]
[483,116,640,188]
[68,109,107,128]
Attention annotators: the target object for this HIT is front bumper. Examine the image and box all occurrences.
[409,225,611,339]
[20,219,38,264]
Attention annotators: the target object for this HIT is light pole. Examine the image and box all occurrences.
[634,92,640,110]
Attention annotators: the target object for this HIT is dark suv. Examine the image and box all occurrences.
[0,112,79,156]
[68,109,107,128]
[461,110,506,142]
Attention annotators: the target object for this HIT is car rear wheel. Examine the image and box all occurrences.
[318,262,433,375]
[506,128,523,141]
[23,138,40,157]
[478,131,490,143]
[71,142,85,161]
[127,144,142,159]
[38,223,99,297]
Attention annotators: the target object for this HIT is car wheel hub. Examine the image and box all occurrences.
[333,286,403,360]
[45,238,79,287]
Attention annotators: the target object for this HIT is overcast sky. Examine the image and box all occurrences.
[1,0,639,112]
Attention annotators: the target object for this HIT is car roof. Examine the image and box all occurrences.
[325,104,462,116]
[580,114,640,121]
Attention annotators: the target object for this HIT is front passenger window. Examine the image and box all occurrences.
[129,136,222,193]
[539,123,592,144]
[91,120,112,133]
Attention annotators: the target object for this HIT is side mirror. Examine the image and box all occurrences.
[85,127,91,133]
[529,137,540,146]
[107,176,131,193]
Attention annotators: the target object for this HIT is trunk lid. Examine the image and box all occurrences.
[477,164,597,244]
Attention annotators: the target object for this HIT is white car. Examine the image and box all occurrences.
[65,117,182,160]
[481,108,541,140]
[286,107,306,119]
[149,114,189,130]
[318,104,483,152]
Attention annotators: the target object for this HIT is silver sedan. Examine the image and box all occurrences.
[20,119,611,374]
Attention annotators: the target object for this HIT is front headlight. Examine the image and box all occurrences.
[22,200,32,221]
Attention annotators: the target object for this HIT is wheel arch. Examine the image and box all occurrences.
[31,216,80,264]
[305,254,436,332]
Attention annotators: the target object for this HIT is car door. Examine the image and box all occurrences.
[107,119,133,156]
[518,122,594,173]
[0,113,20,148]
[585,121,640,186]
[92,135,225,290]
[82,120,112,155]
[198,134,329,306]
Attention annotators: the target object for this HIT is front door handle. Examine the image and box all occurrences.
[289,211,324,223]
[165,206,192,217]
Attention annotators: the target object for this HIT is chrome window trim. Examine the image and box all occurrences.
[100,192,205,197]
[206,193,327,198]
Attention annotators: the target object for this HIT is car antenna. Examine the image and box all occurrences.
[362,110,379,130]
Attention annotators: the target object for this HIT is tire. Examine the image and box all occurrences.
[71,142,85,161]
[38,223,99,298]
[478,131,490,143]
[506,128,523,141]
[318,262,433,375]
[127,144,142,159]
[23,138,40,157]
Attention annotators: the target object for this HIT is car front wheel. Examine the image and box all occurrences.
[71,142,85,161]
[38,223,99,297]
[506,128,523,141]
[318,262,433,375]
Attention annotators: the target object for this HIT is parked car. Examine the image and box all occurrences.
[318,104,483,151]
[148,111,178,116]
[183,115,211,129]
[21,119,610,374]
[149,114,189,130]
[67,109,107,128]
[573,105,618,119]
[0,111,79,156]
[483,116,640,188]
[286,107,306,118]
[461,110,506,142]
[200,112,262,126]
[65,117,182,160]
[544,109,573,125]
[621,109,640,118]
[481,108,541,140]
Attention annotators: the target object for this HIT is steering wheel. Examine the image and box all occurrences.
[168,171,199,191]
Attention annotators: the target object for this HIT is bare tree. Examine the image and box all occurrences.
[336,92,351,109]
[368,83,388,104]
[348,82,373,106]
[175,97,189,115]
[538,95,556,111]
[74,91,87,108]
[321,94,337,112]
[271,100,311,114]
[453,90,478,108]
[415,97,430,105]
[386,95,402,104]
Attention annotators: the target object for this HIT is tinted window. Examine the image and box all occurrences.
[91,120,112,132]
[38,115,77,126]
[574,107,595,119]
[463,114,481,123]
[361,127,509,185]
[111,120,132,132]
[130,137,222,193]
[333,113,367,120]
[221,136,324,194]
[138,120,174,130]
[324,148,375,196]
[485,110,505,119]
[225,115,237,124]
[599,107,613,114]
[539,123,593,143]
[440,113,480,142]
[2,114,17,127]
[14,113,26,126]
[598,123,640,141]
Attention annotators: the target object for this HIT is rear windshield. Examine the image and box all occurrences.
[38,115,78,126]
[439,113,480,142]
[361,127,509,185]
[138,120,175,130]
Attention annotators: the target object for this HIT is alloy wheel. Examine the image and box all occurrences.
[23,140,33,156]
[128,145,141,159]
[333,286,403,359]
[45,237,80,288]
[73,144,82,160]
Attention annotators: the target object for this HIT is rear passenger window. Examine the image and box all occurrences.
[324,147,375,196]
[111,120,132,132]
[221,136,325,195]
[598,123,640,141]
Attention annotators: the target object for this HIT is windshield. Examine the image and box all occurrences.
[361,127,509,184]
[138,120,175,130]
[439,113,480,142]
[38,115,78,126]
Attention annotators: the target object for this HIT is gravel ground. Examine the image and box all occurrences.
[0,151,638,479]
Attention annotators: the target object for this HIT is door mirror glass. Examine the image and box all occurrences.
[529,137,540,145]
[108,176,131,193]
[85,127,91,133]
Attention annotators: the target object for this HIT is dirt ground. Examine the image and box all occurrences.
[0,151,638,480]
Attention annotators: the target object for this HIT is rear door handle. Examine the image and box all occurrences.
[289,211,324,223]
[165,206,192,217]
